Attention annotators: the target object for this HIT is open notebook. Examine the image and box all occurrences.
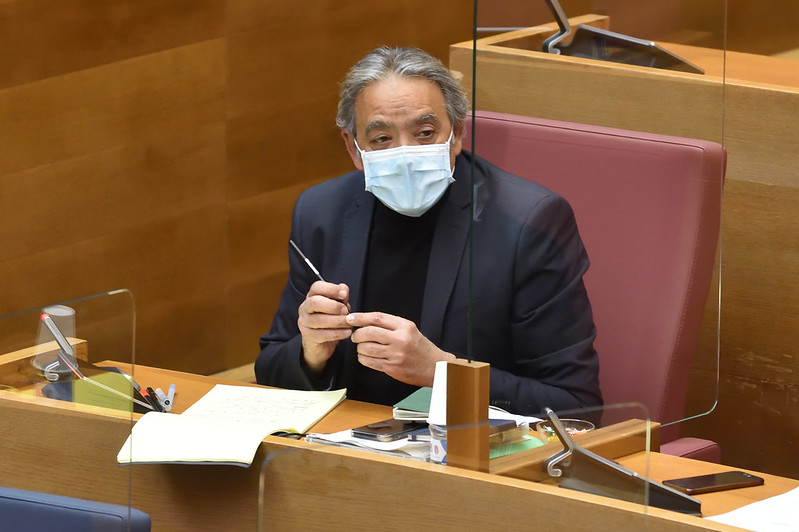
[117,384,346,467]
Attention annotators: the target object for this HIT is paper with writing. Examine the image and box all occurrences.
[116,384,346,467]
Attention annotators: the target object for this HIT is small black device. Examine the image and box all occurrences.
[351,419,427,442]
[663,470,764,495]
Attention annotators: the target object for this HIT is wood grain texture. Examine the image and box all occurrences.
[0,1,474,378]
[0,0,226,90]
[476,0,799,55]
[683,179,799,479]
[3,363,796,531]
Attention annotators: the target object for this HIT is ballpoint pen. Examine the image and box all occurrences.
[289,239,325,282]
[289,240,353,313]
[41,313,81,377]
[155,387,168,409]
[144,386,165,412]
[165,383,176,412]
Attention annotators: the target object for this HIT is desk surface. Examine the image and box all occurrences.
[124,362,799,518]
[2,362,797,531]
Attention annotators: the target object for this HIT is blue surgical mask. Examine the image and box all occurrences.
[356,130,455,217]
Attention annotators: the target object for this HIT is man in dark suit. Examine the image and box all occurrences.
[256,46,601,416]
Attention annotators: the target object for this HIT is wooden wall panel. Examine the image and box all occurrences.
[0,125,225,261]
[0,40,225,178]
[477,0,799,54]
[225,273,286,373]
[0,0,226,89]
[0,1,474,377]
[227,184,309,283]
[684,370,799,480]
[477,0,689,44]
[683,179,799,478]
[0,26,231,373]
[1,205,229,365]
[725,0,799,55]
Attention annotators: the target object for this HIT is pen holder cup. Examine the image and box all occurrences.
[31,305,77,378]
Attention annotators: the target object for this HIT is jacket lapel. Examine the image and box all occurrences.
[338,182,375,312]
[420,155,474,343]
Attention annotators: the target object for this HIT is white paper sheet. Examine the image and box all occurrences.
[706,486,799,532]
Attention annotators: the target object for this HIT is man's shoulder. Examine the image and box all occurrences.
[295,170,366,214]
[466,152,561,202]
[301,169,363,197]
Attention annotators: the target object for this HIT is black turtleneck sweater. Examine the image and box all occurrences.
[349,194,447,405]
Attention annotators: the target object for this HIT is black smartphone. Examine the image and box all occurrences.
[663,470,764,495]
[351,419,427,442]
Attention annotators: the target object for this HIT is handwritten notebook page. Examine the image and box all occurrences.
[117,384,346,466]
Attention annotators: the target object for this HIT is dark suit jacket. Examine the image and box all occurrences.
[256,151,602,416]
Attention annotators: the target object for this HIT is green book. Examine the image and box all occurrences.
[392,387,432,420]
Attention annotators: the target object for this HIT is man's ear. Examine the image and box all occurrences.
[449,122,465,168]
[341,130,364,171]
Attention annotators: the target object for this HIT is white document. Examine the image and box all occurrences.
[706,486,799,532]
[305,429,431,461]
[117,385,346,467]
[427,361,449,425]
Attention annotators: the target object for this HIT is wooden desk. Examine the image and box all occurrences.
[1,363,796,531]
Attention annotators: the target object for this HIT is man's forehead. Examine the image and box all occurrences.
[354,76,448,131]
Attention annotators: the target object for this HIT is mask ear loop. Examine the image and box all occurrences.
[353,137,364,155]
[446,128,456,176]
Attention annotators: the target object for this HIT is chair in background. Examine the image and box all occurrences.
[0,485,151,531]
[465,110,725,462]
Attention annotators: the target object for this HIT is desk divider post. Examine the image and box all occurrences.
[445,359,490,472]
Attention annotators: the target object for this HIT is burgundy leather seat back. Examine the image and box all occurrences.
[464,111,724,434]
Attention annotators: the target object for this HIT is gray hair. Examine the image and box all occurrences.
[335,46,469,136]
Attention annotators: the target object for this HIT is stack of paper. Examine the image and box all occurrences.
[116,385,346,467]
[305,429,431,461]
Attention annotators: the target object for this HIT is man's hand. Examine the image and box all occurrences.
[298,281,352,373]
[345,312,455,387]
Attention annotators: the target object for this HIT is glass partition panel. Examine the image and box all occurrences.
[0,290,137,521]
[453,0,726,435]
[259,403,664,529]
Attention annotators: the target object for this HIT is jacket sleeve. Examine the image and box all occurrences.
[254,195,336,391]
[487,191,602,416]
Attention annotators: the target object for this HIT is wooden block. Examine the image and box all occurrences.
[445,359,490,472]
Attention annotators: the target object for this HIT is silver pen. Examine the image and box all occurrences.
[289,239,325,282]
[41,313,75,359]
